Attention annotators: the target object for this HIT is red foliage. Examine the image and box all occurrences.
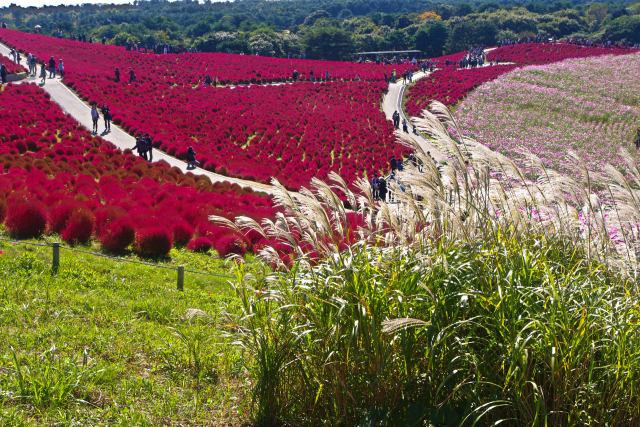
[61,208,95,244]
[172,220,194,246]
[487,42,636,66]
[405,65,517,115]
[0,55,26,74]
[49,200,82,234]
[215,233,248,258]
[187,236,213,253]
[5,200,47,238]
[100,217,135,252]
[135,226,173,257]
[0,197,7,223]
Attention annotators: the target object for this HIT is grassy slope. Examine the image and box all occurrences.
[0,236,262,425]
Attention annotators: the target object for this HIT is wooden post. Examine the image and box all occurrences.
[52,242,60,272]
[177,265,184,291]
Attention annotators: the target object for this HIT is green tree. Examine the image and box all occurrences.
[413,20,448,57]
[604,15,640,42]
[445,18,497,52]
[301,22,354,60]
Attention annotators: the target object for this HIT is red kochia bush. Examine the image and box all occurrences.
[187,236,213,253]
[215,234,248,258]
[61,208,95,244]
[135,226,173,257]
[172,220,194,246]
[0,197,6,223]
[49,200,82,234]
[100,217,135,252]
[5,200,47,238]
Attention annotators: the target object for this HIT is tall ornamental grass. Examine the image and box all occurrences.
[213,101,640,425]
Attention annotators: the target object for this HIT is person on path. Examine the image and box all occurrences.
[90,104,100,134]
[371,177,379,201]
[390,157,397,172]
[57,59,64,78]
[48,56,56,78]
[101,104,111,133]
[0,64,6,85]
[39,62,46,84]
[114,67,120,82]
[392,111,400,129]
[144,133,153,162]
[132,133,148,160]
[378,177,387,202]
[186,146,200,168]
[402,119,408,133]
[128,67,136,83]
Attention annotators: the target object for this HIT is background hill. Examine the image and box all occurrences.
[1,0,639,59]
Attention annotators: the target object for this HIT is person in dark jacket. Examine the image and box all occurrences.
[0,64,6,85]
[144,133,153,162]
[186,146,200,168]
[132,133,148,160]
[114,67,120,82]
[101,104,111,132]
[378,177,387,202]
[48,56,56,78]
[128,67,136,83]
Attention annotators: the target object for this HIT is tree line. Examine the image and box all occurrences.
[2,0,639,60]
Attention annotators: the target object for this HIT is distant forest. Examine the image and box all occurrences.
[1,0,639,59]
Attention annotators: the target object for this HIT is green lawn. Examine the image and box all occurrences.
[0,237,262,425]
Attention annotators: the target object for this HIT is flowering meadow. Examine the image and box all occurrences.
[455,53,640,175]
[0,29,408,189]
[487,42,636,66]
[0,54,26,74]
[404,65,516,116]
[0,83,277,256]
[406,43,638,117]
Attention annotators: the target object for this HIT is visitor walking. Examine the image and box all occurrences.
[132,133,148,160]
[0,64,6,85]
[144,133,153,162]
[186,146,200,168]
[392,111,400,129]
[128,67,136,83]
[57,59,64,78]
[101,104,111,133]
[39,62,46,84]
[402,119,408,133]
[378,177,387,202]
[114,67,120,82]
[48,56,56,78]
[90,104,100,134]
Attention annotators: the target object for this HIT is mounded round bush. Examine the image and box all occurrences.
[187,236,213,253]
[215,234,248,258]
[61,208,95,245]
[100,217,135,252]
[172,221,194,247]
[135,226,173,257]
[5,200,47,238]
[49,200,82,234]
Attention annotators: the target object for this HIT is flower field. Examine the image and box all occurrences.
[0,28,408,189]
[487,42,636,66]
[0,83,277,255]
[405,43,638,117]
[0,54,25,74]
[0,28,411,85]
[455,53,640,175]
[404,65,516,116]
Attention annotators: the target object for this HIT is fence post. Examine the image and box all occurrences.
[52,242,60,273]
[177,265,184,291]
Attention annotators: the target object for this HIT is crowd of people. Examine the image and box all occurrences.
[131,132,154,162]
[497,34,640,49]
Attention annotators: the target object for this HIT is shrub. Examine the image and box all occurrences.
[0,197,6,223]
[5,200,47,238]
[100,217,135,252]
[172,221,194,247]
[61,208,95,245]
[215,234,248,258]
[49,200,81,234]
[187,236,213,253]
[135,226,173,257]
